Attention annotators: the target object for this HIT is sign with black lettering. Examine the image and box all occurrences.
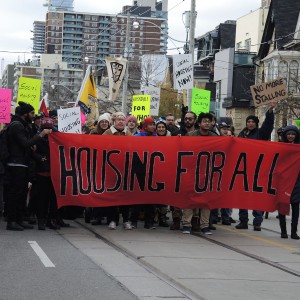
[172,54,194,90]
[250,78,287,107]
[49,134,300,215]
[57,107,81,134]
[131,95,151,122]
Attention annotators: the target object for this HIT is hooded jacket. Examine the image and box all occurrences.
[281,125,300,204]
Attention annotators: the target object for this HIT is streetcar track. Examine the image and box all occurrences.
[75,220,203,300]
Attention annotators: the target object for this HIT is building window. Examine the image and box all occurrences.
[245,39,251,51]
[278,60,288,80]
[288,60,299,93]
[236,42,242,50]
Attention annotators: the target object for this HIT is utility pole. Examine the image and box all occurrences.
[187,0,196,109]
[122,10,131,115]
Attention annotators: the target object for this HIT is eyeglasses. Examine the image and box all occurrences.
[184,117,195,121]
[201,119,211,124]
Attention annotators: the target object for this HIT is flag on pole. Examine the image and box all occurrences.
[39,93,49,116]
[75,65,98,127]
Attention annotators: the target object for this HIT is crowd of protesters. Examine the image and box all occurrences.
[0,100,299,240]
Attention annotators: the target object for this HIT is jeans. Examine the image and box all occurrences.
[239,209,263,225]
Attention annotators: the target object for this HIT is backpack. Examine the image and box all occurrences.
[0,121,21,164]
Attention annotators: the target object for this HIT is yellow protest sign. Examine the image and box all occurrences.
[191,88,211,116]
[17,77,41,113]
[131,95,151,122]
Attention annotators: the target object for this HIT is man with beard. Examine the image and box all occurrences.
[5,102,52,231]
[169,111,198,230]
[165,113,179,136]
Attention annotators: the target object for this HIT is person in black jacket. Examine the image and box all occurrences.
[236,101,276,231]
[278,125,300,239]
[5,102,52,231]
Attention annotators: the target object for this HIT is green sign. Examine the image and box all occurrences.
[294,120,300,129]
[191,88,211,116]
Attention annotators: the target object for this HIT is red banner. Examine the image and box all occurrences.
[49,133,300,215]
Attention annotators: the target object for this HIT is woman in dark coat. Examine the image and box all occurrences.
[279,125,300,239]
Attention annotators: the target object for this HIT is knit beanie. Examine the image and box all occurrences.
[127,115,138,124]
[98,113,110,123]
[18,101,35,115]
[246,115,259,126]
[113,112,126,124]
[142,117,155,130]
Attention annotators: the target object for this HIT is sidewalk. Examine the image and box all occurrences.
[59,211,300,300]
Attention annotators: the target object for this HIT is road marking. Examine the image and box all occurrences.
[28,241,55,267]
[217,226,297,251]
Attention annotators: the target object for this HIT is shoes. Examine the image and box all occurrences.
[144,222,156,229]
[17,222,34,229]
[158,220,169,227]
[123,222,132,230]
[6,222,24,231]
[253,224,261,231]
[37,220,46,230]
[201,227,212,235]
[229,217,236,224]
[221,220,231,225]
[91,219,102,225]
[56,217,70,227]
[235,222,248,229]
[131,221,137,229]
[281,232,288,239]
[182,226,191,234]
[108,221,117,230]
[46,219,61,230]
[170,218,181,230]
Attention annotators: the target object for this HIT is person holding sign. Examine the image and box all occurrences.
[236,101,276,231]
[5,102,52,231]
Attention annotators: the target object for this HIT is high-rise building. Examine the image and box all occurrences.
[31,21,46,54]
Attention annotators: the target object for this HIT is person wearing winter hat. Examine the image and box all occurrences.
[5,101,52,231]
[236,100,276,232]
[127,115,140,135]
[102,112,131,136]
[156,121,171,136]
[131,117,157,229]
[90,113,110,135]
[278,125,300,240]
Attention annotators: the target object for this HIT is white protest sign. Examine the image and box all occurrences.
[57,106,82,134]
[172,54,193,90]
[143,86,161,116]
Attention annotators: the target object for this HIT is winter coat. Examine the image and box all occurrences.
[6,116,41,167]
[186,129,218,137]
[238,110,274,140]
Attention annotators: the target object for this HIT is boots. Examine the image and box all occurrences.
[280,222,288,239]
[235,221,248,229]
[291,223,300,240]
[170,217,181,230]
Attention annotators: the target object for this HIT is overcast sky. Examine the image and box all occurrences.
[0,0,261,70]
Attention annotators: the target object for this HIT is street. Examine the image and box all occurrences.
[1,210,300,300]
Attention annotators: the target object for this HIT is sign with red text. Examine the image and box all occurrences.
[0,88,12,123]
[250,78,287,107]
[17,77,41,113]
[49,134,300,215]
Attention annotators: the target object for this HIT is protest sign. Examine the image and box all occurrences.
[49,134,300,215]
[191,88,211,115]
[131,95,151,122]
[0,88,12,123]
[57,106,81,134]
[250,78,287,107]
[143,86,160,116]
[294,120,300,129]
[17,77,41,113]
[172,54,193,90]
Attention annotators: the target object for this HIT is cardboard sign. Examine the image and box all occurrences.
[0,88,12,123]
[57,106,82,134]
[191,88,211,115]
[131,95,151,122]
[17,77,41,113]
[250,78,287,107]
[143,87,160,116]
[172,54,194,90]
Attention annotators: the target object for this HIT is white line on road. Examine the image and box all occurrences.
[28,241,55,268]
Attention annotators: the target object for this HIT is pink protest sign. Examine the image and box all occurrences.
[0,88,12,123]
